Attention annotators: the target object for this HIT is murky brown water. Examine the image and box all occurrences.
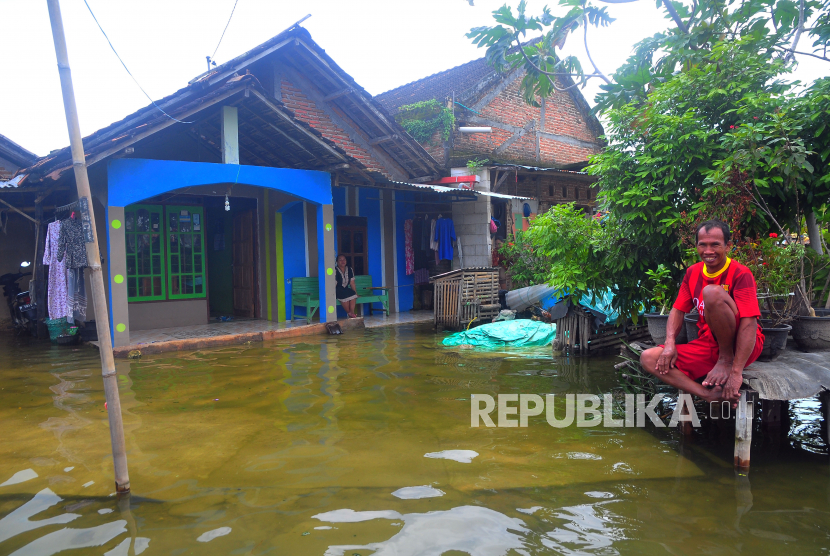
[0,323,828,555]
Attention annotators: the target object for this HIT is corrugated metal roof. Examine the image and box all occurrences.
[491,163,589,176]
[386,180,532,201]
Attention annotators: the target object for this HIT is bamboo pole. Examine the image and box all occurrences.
[46,0,130,492]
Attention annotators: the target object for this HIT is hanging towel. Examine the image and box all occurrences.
[434,218,456,262]
[404,219,414,275]
[43,220,70,320]
[57,217,88,269]
[430,218,439,251]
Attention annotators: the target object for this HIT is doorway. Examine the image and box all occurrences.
[206,197,258,319]
[232,209,257,318]
[337,216,368,275]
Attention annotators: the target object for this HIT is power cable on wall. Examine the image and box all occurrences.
[81,0,193,124]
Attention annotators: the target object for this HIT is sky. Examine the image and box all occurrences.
[1,0,826,157]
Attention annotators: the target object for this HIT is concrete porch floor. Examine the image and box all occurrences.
[108,311,433,357]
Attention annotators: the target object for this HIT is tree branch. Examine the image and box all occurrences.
[785,0,807,62]
[582,14,613,84]
[660,0,690,34]
[515,38,607,89]
[787,49,830,62]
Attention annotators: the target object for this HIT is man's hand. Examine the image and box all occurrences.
[656,343,678,375]
[722,372,743,406]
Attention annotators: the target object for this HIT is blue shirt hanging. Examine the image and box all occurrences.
[434,218,456,261]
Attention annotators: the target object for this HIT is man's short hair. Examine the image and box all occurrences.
[695,219,731,244]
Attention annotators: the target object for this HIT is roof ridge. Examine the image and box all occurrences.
[376,53,492,100]
[376,37,546,100]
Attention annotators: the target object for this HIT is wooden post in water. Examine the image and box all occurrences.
[734,389,753,469]
[46,0,130,492]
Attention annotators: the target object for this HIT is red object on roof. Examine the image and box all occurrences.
[426,176,479,185]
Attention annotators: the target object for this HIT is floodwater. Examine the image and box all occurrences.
[0,323,828,555]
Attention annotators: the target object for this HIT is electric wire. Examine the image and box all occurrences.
[81,0,193,124]
[211,0,240,61]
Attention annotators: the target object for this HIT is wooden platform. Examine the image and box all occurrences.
[624,342,830,469]
[742,350,830,400]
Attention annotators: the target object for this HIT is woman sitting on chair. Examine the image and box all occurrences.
[335,254,359,318]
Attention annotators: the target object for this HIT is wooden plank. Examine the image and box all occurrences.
[734,390,753,468]
[323,88,355,102]
[742,350,830,400]
[0,198,37,223]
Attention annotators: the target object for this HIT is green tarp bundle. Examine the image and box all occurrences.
[441,319,556,348]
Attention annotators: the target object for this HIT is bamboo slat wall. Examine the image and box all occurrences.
[553,305,650,355]
[431,268,500,330]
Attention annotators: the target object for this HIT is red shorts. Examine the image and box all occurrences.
[662,314,765,381]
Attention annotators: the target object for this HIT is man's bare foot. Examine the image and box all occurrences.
[702,360,733,387]
[699,385,725,403]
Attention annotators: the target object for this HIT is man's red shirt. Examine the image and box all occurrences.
[673,257,762,337]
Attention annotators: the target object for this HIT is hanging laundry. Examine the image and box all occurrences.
[43,220,69,320]
[57,217,88,269]
[420,216,432,251]
[434,218,457,262]
[429,218,438,252]
[65,268,87,324]
[404,219,414,275]
[414,268,430,285]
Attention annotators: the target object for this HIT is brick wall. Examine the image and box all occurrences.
[453,75,602,167]
[279,79,392,179]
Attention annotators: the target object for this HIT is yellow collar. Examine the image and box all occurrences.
[703,257,731,279]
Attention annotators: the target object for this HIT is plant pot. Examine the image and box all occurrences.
[791,309,830,351]
[757,324,791,361]
[645,313,688,345]
[684,313,699,342]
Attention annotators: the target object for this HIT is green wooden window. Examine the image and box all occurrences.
[125,204,166,301]
[166,205,206,299]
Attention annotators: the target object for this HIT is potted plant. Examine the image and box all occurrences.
[644,264,686,345]
[790,248,830,351]
[732,233,799,360]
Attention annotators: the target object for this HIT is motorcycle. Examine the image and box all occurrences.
[1,262,37,335]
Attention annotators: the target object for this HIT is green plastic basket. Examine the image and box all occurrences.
[45,318,70,341]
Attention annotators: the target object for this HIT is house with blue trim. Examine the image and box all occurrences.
[4,24,506,347]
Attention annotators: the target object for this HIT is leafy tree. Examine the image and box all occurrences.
[471,0,830,322]
[468,0,829,112]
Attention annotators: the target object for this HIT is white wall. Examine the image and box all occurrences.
[451,168,492,269]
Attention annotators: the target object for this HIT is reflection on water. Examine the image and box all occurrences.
[315,505,530,556]
[0,325,827,554]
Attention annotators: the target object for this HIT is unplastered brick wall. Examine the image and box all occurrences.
[421,129,445,163]
[453,75,602,167]
[451,169,492,269]
[279,79,391,179]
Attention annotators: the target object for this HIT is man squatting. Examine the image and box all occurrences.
[640,220,766,405]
